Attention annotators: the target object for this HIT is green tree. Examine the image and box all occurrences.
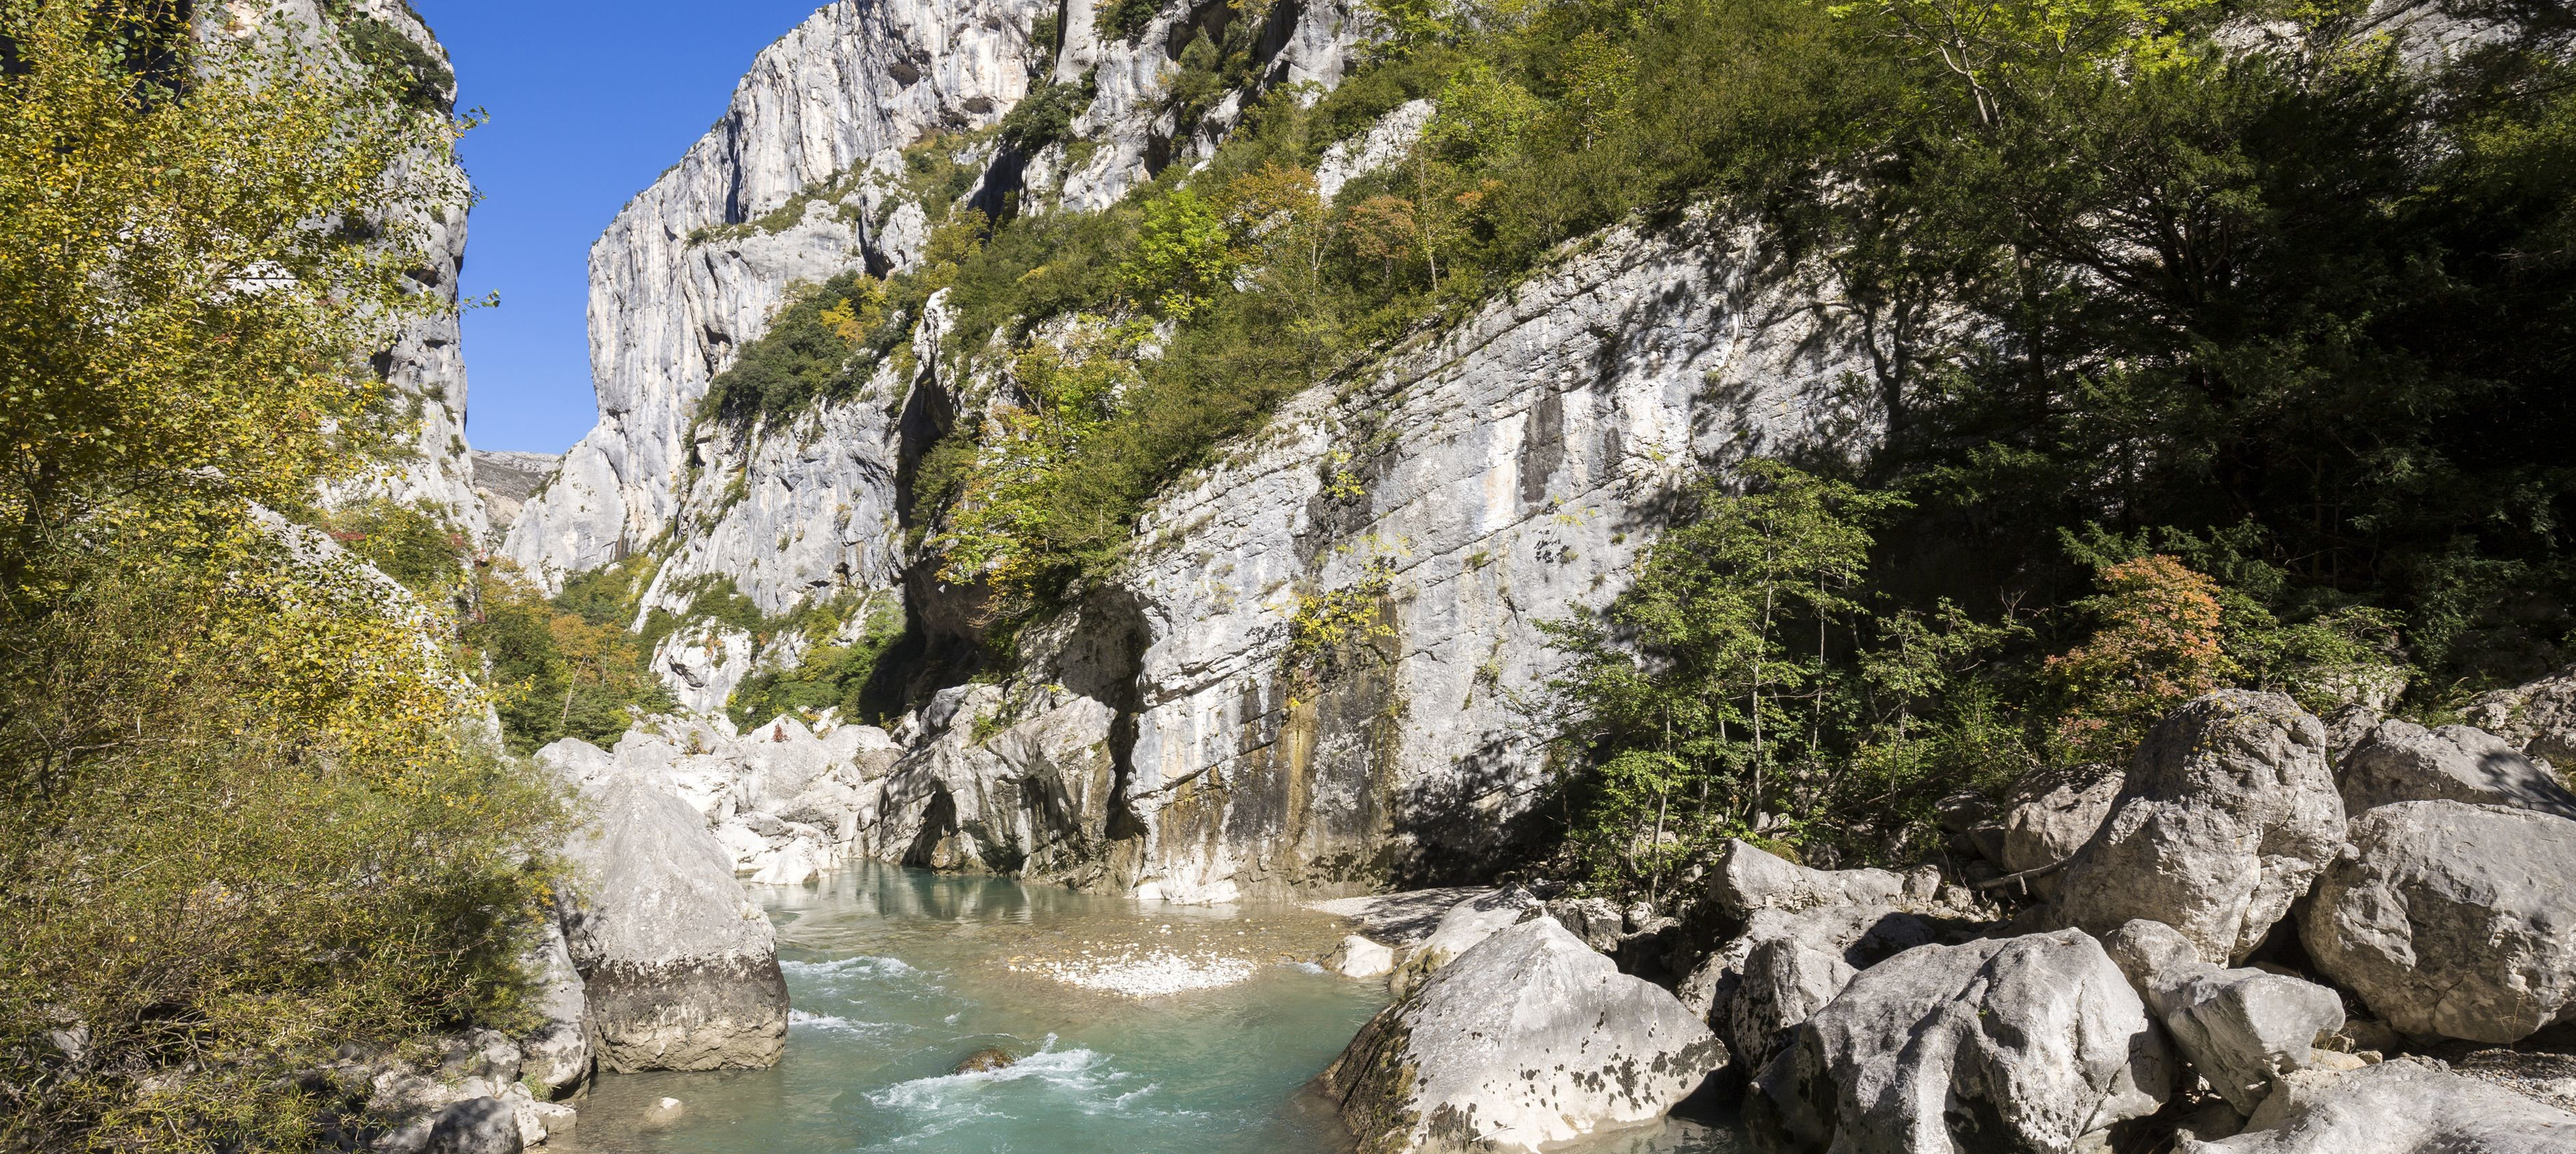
[0,5,565,1147]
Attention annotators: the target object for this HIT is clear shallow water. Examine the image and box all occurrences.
[556,866,1746,1154]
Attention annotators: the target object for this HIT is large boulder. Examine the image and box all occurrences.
[1748,929,2171,1154]
[2339,719,2576,818]
[1321,917,1725,1154]
[2467,666,2576,764]
[2102,919,2345,1114]
[2051,691,2346,964]
[1676,904,1938,1049]
[515,921,590,1096]
[560,775,789,1071]
[1709,840,1905,918]
[1995,763,2123,896]
[2301,800,2576,1043]
[1386,888,1543,998]
[2180,1057,2576,1153]
[1729,937,1856,1071]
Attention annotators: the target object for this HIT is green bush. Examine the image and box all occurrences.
[727,596,909,727]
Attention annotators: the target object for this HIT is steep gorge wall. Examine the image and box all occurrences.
[514,0,1877,897]
[218,0,489,534]
[878,218,1872,899]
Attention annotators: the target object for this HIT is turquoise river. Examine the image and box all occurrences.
[554,865,1747,1154]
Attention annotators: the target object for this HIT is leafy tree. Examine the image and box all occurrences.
[2045,555,2237,762]
[0,5,563,1147]
[1122,189,1236,319]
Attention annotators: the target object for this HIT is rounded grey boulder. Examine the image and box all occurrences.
[2051,691,2345,964]
[2302,800,2576,1043]
[1748,929,2171,1154]
[1322,917,1725,1154]
[2102,919,2345,1114]
[561,774,789,1072]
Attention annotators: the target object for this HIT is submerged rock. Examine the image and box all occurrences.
[2051,691,2346,964]
[560,775,788,1071]
[2302,800,2576,1043]
[1326,935,1396,980]
[1322,918,1724,1154]
[1748,929,2171,1154]
[2180,1058,2576,1153]
[954,1047,1016,1073]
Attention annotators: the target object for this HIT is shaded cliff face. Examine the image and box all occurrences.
[512,0,1871,896]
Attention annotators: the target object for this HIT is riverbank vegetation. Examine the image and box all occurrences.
[0,4,566,1147]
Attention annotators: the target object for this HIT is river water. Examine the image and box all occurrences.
[556,865,1747,1154]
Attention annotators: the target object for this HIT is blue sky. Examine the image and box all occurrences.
[415,1,830,454]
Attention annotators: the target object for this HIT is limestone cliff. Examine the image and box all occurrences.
[217,0,490,535]
[509,0,1875,898]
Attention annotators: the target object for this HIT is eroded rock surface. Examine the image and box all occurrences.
[559,774,788,1071]
[2051,691,2345,964]
[2180,1058,2576,1153]
[1387,888,1543,998]
[2302,800,2576,1043]
[2339,719,2576,817]
[1748,929,2171,1154]
[1322,918,1725,1154]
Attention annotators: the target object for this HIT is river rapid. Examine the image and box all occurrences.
[554,865,1746,1153]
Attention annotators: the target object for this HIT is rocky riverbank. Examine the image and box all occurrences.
[1288,685,2576,1153]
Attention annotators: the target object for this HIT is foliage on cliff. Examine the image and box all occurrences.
[691,0,2568,872]
[0,5,564,1148]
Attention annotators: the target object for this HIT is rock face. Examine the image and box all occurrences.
[213,0,485,536]
[504,0,1043,584]
[1709,839,1907,918]
[1387,888,1544,998]
[1748,929,2171,1154]
[2180,1057,2576,1153]
[1995,762,2123,894]
[2301,800,2576,1043]
[471,451,560,533]
[2339,719,2576,817]
[1321,917,1725,1154]
[507,0,1871,902]
[2102,919,2345,1114]
[558,774,789,1071]
[2051,692,2346,964]
[2467,665,2576,764]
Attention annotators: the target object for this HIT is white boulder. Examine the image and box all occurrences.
[1321,918,1725,1153]
[2302,800,2576,1043]
[2051,691,2346,964]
